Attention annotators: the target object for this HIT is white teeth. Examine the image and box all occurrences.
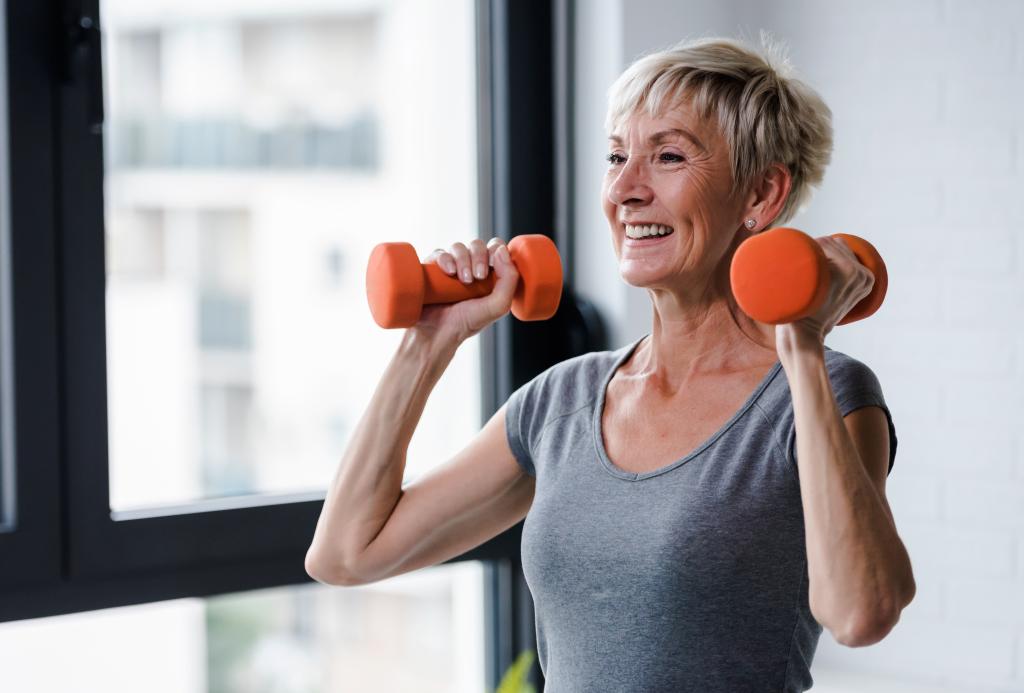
[624,223,673,239]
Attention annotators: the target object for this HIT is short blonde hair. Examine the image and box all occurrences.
[605,35,833,226]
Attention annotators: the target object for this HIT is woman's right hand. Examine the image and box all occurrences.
[416,237,520,343]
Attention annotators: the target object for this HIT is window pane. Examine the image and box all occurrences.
[101,0,480,511]
[0,562,484,691]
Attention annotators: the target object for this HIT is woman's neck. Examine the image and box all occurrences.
[627,291,776,395]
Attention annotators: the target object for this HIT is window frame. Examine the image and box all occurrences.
[480,2,584,689]
[0,0,65,592]
[2,0,586,689]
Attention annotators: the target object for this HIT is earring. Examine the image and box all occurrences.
[744,219,756,230]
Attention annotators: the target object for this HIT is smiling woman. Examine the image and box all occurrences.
[504,35,909,691]
[304,32,910,693]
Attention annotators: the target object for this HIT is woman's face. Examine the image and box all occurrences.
[601,101,746,292]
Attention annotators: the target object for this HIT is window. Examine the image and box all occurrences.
[0,563,484,692]
[101,2,481,511]
[1,1,574,690]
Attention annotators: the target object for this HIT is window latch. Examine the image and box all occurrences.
[61,11,104,134]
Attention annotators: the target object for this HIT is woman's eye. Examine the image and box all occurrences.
[605,152,683,165]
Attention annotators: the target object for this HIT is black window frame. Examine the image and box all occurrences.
[2,0,589,690]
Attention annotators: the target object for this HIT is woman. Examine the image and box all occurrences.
[306,37,915,691]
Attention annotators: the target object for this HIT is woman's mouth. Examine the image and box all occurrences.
[623,223,675,245]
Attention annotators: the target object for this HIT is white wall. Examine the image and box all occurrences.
[575,1,1024,691]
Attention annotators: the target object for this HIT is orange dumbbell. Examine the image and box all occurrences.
[729,227,888,325]
[366,234,563,329]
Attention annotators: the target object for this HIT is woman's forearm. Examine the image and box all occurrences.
[306,327,460,581]
[779,339,914,645]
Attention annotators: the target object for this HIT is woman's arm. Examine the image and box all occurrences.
[306,237,529,585]
[770,235,915,647]
[304,328,457,582]
[778,329,915,648]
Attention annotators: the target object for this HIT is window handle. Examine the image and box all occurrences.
[62,11,105,134]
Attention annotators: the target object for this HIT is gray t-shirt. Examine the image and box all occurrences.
[505,335,897,692]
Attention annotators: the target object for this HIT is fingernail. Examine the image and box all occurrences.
[474,262,486,279]
[461,267,472,282]
[498,246,510,263]
[444,258,456,274]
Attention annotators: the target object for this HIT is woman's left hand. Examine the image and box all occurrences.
[775,235,875,353]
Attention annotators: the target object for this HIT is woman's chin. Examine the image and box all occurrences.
[614,268,671,288]
[618,264,673,289]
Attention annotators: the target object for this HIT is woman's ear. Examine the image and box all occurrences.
[744,163,792,228]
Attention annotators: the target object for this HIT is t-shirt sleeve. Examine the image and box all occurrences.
[504,374,545,478]
[831,354,897,477]
[788,352,898,478]
[502,351,608,479]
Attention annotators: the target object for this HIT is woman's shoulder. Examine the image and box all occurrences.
[759,346,888,411]
[508,341,635,416]
[823,346,884,385]
[504,344,631,467]
[525,341,633,395]
[822,346,889,408]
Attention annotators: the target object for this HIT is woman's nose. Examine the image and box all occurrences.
[606,158,653,207]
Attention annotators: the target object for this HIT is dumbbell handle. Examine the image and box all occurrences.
[420,261,497,305]
[416,236,561,314]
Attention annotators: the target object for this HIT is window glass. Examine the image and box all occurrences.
[101,0,480,511]
[0,562,484,692]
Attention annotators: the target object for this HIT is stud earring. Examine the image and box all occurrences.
[744,219,756,230]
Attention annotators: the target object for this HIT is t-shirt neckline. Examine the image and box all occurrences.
[592,334,783,482]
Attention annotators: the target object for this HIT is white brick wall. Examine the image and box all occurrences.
[575,0,1024,689]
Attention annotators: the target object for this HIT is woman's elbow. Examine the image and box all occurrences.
[836,600,906,648]
[837,570,916,648]
[305,548,365,587]
[836,618,889,648]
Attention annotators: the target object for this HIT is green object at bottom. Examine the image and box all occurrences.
[495,649,536,693]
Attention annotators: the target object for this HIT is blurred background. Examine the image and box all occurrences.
[0,0,1022,691]
[1,0,486,691]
